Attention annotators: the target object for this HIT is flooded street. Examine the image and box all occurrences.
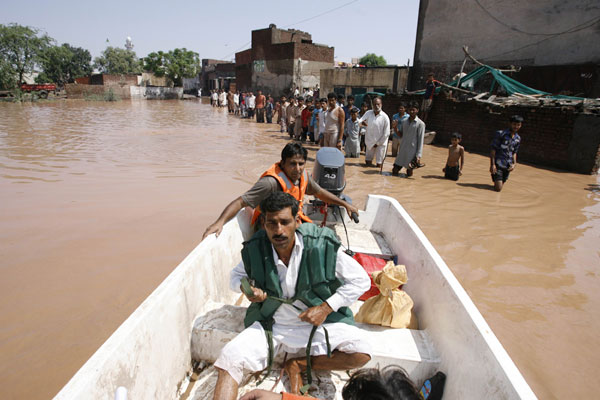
[1,100,598,399]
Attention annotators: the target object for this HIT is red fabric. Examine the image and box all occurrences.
[353,253,397,301]
[301,108,311,128]
[282,392,308,400]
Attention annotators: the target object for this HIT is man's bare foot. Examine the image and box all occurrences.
[284,358,303,394]
[365,161,373,167]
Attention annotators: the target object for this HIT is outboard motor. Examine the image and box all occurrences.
[307,148,358,225]
[312,147,346,196]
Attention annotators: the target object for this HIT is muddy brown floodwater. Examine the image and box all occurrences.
[0,100,598,399]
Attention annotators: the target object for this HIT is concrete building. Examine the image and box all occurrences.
[320,66,409,97]
[200,59,235,93]
[235,24,334,96]
[411,0,600,97]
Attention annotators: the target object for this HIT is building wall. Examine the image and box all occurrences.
[64,84,131,99]
[411,0,600,92]
[201,59,234,94]
[384,94,600,174]
[235,26,334,96]
[89,74,138,87]
[141,72,167,87]
[130,86,183,99]
[321,67,409,96]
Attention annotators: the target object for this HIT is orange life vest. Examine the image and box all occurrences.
[251,163,312,225]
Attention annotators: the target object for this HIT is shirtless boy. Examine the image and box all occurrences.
[442,132,464,181]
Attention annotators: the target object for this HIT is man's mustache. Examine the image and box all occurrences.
[273,234,287,240]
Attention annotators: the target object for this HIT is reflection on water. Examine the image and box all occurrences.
[0,100,599,399]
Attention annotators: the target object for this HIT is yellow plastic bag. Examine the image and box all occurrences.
[355,261,418,329]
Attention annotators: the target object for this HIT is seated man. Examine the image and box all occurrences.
[202,142,358,240]
[213,192,372,399]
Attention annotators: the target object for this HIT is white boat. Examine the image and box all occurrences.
[54,195,537,399]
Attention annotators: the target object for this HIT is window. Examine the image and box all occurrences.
[351,87,367,95]
[333,86,346,96]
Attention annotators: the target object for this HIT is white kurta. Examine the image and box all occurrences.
[394,117,425,168]
[359,110,390,149]
[214,232,372,383]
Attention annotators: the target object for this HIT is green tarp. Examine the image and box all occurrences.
[353,91,386,107]
[418,65,583,100]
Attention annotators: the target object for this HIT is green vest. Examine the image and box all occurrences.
[240,222,354,328]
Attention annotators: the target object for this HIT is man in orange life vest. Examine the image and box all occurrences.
[202,142,358,240]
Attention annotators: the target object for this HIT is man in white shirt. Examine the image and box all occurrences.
[392,102,425,177]
[246,92,256,119]
[212,192,371,399]
[359,97,390,167]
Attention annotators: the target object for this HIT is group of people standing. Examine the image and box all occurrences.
[211,80,523,191]
[210,88,278,123]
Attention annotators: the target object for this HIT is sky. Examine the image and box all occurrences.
[1,0,420,66]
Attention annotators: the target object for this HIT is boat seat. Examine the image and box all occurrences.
[191,302,440,380]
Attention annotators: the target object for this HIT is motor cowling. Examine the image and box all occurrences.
[312,147,346,196]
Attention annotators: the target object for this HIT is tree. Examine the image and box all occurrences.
[0,23,51,87]
[142,51,166,77]
[164,48,199,87]
[359,53,387,67]
[37,43,92,85]
[93,46,141,75]
[143,48,199,86]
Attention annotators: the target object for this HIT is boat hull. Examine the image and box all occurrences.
[54,195,536,399]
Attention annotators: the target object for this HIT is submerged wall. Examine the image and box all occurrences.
[130,86,183,100]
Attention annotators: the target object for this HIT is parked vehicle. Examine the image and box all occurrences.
[20,83,57,98]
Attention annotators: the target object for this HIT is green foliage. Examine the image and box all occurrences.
[0,23,52,88]
[143,51,166,77]
[93,46,141,75]
[142,48,199,86]
[36,43,92,85]
[0,58,17,90]
[358,53,387,67]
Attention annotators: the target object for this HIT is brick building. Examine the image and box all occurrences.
[201,59,235,93]
[411,0,600,97]
[235,24,334,96]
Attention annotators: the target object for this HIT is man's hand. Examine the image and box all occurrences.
[490,164,497,174]
[336,141,342,150]
[239,389,282,400]
[241,285,267,303]
[345,203,359,219]
[299,302,333,326]
[202,221,223,240]
[508,164,515,172]
[360,121,368,127]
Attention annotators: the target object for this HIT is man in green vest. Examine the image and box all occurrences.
[213,192,372,399]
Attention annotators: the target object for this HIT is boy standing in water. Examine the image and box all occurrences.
[344,107,361,158]
[490,115,523,192]
[442,132,464,181]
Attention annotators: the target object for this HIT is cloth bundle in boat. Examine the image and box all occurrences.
[355,261,418,329]
[353,252,393,301]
